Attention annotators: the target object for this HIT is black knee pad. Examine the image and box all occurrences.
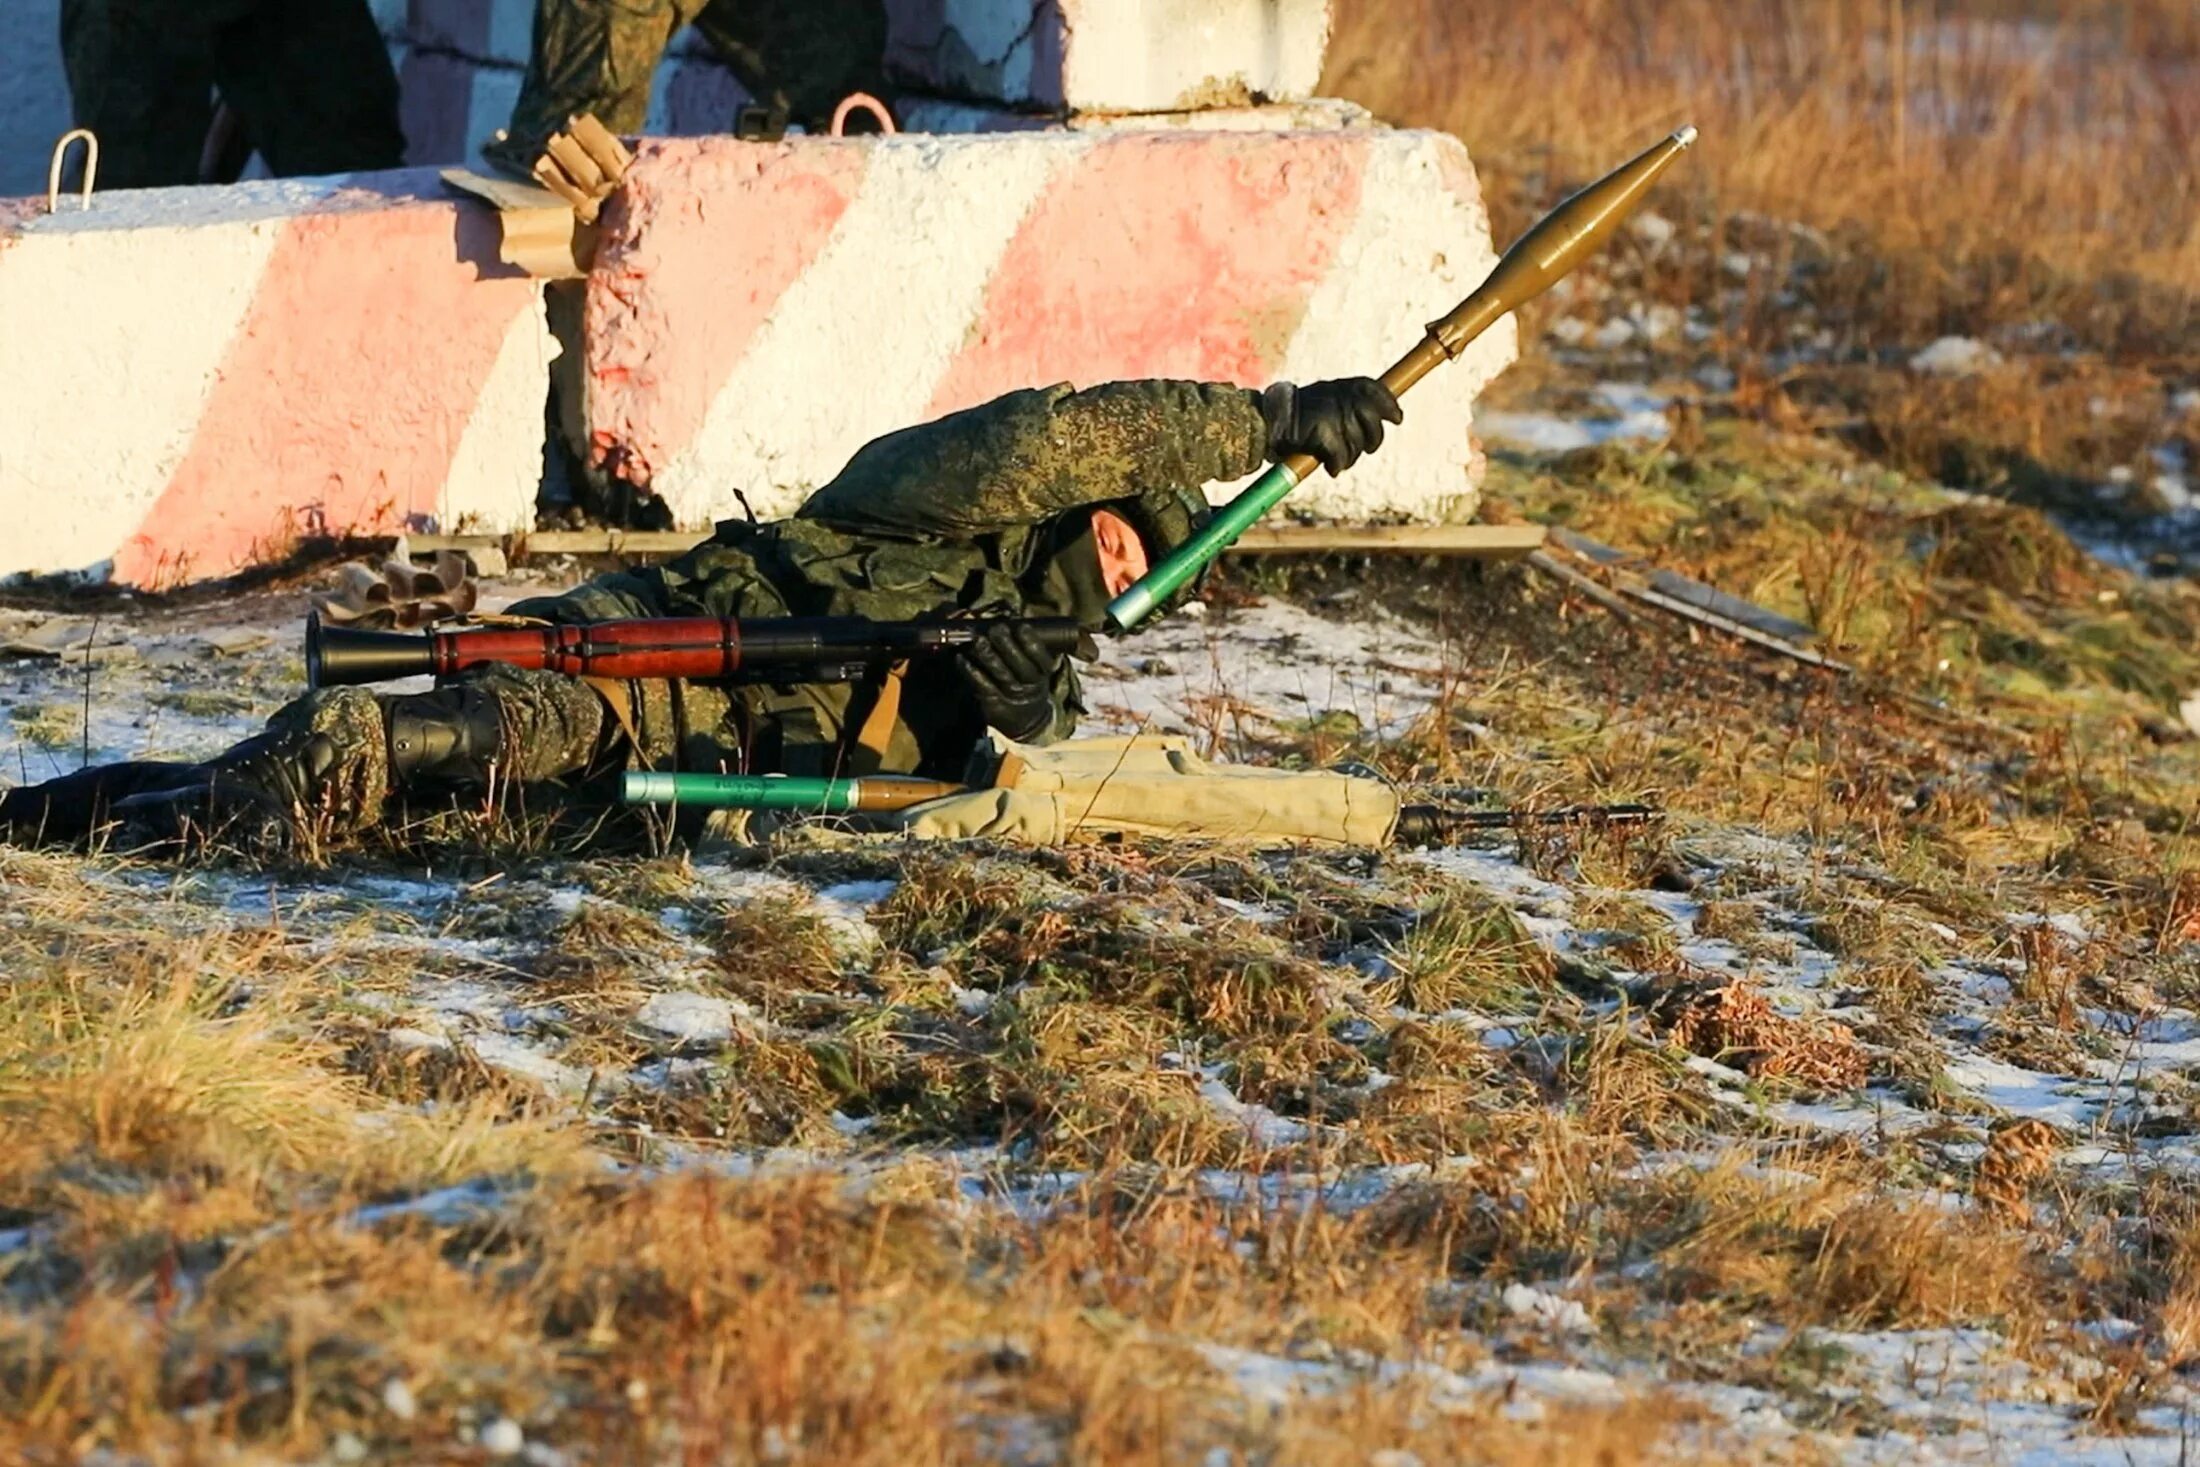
[382,686,506,787]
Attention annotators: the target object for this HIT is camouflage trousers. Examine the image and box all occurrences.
[486,0,887,174]
[0,665,909,851]
[60,0,404,190]
[0,669,613,849]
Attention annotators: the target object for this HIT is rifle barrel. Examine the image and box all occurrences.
[1392,803,1661,845]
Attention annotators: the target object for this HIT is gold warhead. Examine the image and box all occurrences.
[1106,125,1699,632]
[1379,124,1700,401]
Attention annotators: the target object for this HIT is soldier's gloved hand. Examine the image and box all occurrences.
[1259,378,1404,476]
[957,623,1061,742]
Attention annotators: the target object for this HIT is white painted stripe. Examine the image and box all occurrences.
[442,299,559,535]
[652,133,1087,527]
[1271,134,1515,520]
[0,221,281,578]
[20,174,364,235]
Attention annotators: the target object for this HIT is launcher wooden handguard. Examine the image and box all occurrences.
[305,613,1087,688]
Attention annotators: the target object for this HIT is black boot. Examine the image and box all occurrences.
[1,761,211,845]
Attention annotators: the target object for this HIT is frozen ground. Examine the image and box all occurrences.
[4,580,2193,1462]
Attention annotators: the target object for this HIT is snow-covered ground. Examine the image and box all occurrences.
[5,581,2193,1461]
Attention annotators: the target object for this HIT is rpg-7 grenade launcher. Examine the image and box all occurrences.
[305,612,1088,689]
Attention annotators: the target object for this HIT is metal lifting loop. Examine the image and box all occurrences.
[47,129,99,214]
[829,93,897,138]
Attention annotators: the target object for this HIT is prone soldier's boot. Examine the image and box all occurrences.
[4,669,615,852]
[0,690,396,851]
[134,683,520,849]
[111,687,400,851]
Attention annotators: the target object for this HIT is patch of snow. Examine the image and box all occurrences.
[633,991,736,1047]
[380,1378,418,1421]
[1909,336,2005,377]
[465,1032,594,1094]
[1195,1075,1310,1149]
[1500,1283,1596,1335]
[1086,598,1447,747]
[350,1179,510,1229]
[1941,1051,2100,1129]
[816,879,897,910]
[1478,406,1669,454]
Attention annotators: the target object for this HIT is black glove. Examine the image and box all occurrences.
[957,623,1061,742]
[1258,377,1403,476]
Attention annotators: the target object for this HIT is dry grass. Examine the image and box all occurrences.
[0,844,1770,1463]
[9,5,2200,1458]
[1327,0,2200,354]
[11,816,2112,1462]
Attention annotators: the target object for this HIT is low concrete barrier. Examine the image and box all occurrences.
[580,128,1514,529]
[0,123,1513,588]
[884,0,1332,113]
[0,172,552,584]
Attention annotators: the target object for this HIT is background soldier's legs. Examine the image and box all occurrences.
[58,0,222,189]
[213,0,405,178]
[488,0,692,174]
[693,0,889,132]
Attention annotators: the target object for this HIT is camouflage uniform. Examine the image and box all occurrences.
[513,380,1269,782]
[0,381,1270,850]
[60,0,405,190]
[485,0,888,177]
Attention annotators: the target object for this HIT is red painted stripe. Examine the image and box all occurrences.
[583,140,866,489]
[112,205,540,586]
[926,133,1371,417]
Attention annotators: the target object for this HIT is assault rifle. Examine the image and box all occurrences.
[305,612,1088,689]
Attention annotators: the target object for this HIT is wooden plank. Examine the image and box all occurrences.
[1224,523,1546,556]
[1645,568,1818,645]
[1624,584,1853,673]
[404,530,704,556]
[406,523,1548,561]
[1543,526,1847,672]
[1549,527,1635,567]
[1525,550,1638,623]
[521,530,706,555]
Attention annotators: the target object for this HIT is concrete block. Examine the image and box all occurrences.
[580,129,1514,531]
[390,0,1332,117]
[886,0,1333,113]
[0,172,554,585]
[896,95,1375,136]
[0,0,1338,184]
[392,34,754,171]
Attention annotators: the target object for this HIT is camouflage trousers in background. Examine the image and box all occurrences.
[60,0,405,189]
[486,0,888,175]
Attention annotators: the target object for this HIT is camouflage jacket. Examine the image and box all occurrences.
[508,379,1270,781]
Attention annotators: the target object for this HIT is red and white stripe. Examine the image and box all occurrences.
[0,172,552,585]
[582,129,1514,529]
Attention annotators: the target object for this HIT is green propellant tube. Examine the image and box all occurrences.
[622,771,966,814]
[1106,125,1700,632]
